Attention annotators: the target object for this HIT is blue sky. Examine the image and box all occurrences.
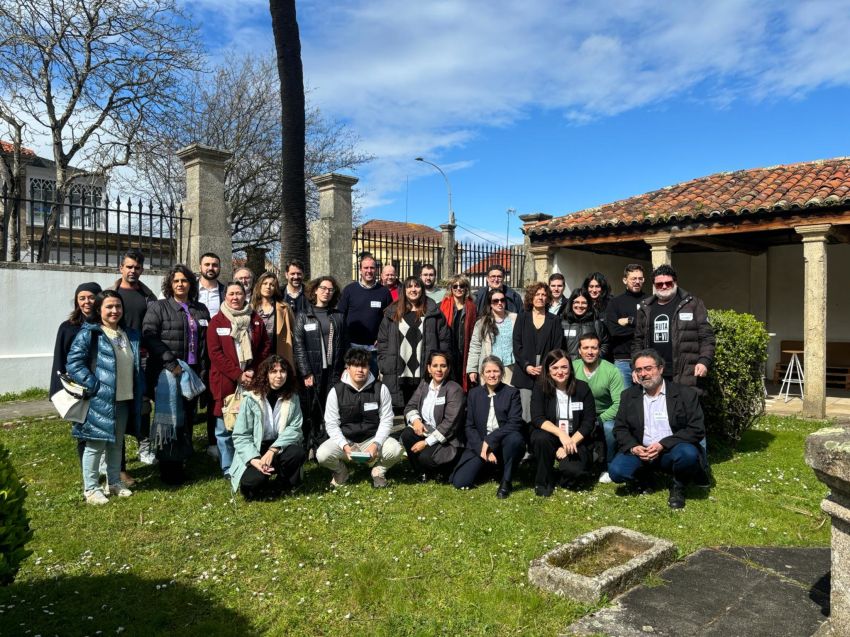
[186,0,850,243]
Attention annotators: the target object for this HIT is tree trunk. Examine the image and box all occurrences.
[270,0,308,275]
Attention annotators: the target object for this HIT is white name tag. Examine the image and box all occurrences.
[564,329,577,337]
[363,402,379,411]
[370,301,382,308]
[304,323,317,331]
[653,411,667,421]
[570,402,583,412]
[679,312,693,321]
[435,396,446,405]
[216,327,230,336]
[198,319,209,326]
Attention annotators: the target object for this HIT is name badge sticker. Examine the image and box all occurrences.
[569,402,583,412]
[198,319,209,326]
[370,301,382,308]
[216,327,230,336]
[363,402,379,411]
[564,329,577,337]
[304,323,317,331]
[653,411,667,421]
[435,396,446,405]
[558,419,569,432]
[679,312,694,321]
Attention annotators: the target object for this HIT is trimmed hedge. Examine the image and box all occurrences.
[703,309,770,443]
[0,442,33,585]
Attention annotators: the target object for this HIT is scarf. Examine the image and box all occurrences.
[151,360,206,449]
[439,296,477,391]
[219,302,254,365]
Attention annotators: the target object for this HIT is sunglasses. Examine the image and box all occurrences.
[491,298,506,304]
[654,280,675,289]
[451,284,467,290]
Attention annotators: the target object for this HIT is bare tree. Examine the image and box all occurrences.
[0,0,203,262]
[0,105,26,260]
[270,0,307,272]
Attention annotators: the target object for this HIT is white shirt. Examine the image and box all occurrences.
[556,388,572,434]
[486,392,499,434]
[642,382,673,446]
[198,283,221,317]
[406,380,448,446]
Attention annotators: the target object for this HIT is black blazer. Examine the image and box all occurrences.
[613,381,705,454]
[403,379,466,464]
[464,383,524,452]
[511,311,564,389]
[530,380,597,439]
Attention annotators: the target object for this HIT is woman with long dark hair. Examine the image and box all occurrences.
[251,271,296,369]
[529,349,598,496]
[438,274,477,390]
[293,276,345,451]
[377,276,450,410]
[582,272,612,316]
[467,288,518,386]
[66,291,144,504]
[561,289,610,360]
[229,355,306,499]
[142,264,210,484]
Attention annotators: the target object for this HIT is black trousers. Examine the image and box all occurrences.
[451,431,526,488]
[530,428,592,488]
[303,368,332,451]
[239,441,307,498]
[400,427,458,477]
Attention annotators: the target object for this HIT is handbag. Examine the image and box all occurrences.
[50,330,99,423]
[222,386,243,431]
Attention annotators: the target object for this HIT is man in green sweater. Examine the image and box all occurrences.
[572,333,624,483]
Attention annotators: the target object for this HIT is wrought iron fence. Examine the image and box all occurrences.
[0,183,190,268]
[351,226,526,290]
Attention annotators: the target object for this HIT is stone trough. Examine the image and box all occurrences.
[528,526,677,604]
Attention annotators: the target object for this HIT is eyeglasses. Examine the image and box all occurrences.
[654,280,675,289]
[491,298,506,304]
[451,284,467,290]
[317,286,334,292]
[634,365,659,373]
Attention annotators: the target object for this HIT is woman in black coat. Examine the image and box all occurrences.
[142,264,210,484]
[401,351,465,482]
[451,355,525,498]
[377,276,451,411]
[292,276,345,451]
[511,282,564,422]
[561,289,610,360]
[530,349,598,496]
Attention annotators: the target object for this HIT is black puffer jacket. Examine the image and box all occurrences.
[561,310,610,360]
[142,298,210,392]
[293,304,345,381]
[377,298,451,408]
[632,287,715,390]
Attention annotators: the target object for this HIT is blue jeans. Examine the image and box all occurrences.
[614,359,633,390]
[215,417,235,476]
[602,420,616,463]
[82,401,129,492]
[608,442,701,485]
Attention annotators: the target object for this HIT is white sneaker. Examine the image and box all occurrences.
[598,471,612,484]
[108,482,133,497]
[206,445,220,461]
[85,488,109,505]
[330,464,349,487]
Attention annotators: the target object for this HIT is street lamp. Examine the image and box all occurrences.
[415,157,455,225]
[506,207,516,247]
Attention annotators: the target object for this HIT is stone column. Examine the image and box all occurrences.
[310,173,358,287]
[528,245,552,283]
[440,223,456,283]
[176,144,234,279]
[796,224,831,419]
[520,213,553,286]
[245,246,268,277]
[805,425,850,635]
[644,233,677,270]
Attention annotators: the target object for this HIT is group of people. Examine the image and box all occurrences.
[52,250,715,509]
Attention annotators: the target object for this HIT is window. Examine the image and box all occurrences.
[29,178,55,226]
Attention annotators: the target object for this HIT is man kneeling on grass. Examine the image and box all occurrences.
[608,348,709,509]
[317,348,403,488]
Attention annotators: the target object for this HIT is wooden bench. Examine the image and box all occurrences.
[773,340,850,390]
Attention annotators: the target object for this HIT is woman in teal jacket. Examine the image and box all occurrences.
[230,354,307,499]
[66,291,144,505]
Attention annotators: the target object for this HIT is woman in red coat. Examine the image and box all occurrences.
[439,274,477,391]
[207,281,271,477]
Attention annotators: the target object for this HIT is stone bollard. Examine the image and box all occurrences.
[805,424,850,636]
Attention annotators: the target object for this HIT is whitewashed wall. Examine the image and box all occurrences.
[0,263,165,393]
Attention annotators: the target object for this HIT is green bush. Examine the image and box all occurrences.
[0,442,33,585]
[702,309,770,444]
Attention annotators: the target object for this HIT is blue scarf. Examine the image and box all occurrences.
[151,360,205,448]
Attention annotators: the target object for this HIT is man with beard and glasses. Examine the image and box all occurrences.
[632,264,715,393]
[609,349,709,509]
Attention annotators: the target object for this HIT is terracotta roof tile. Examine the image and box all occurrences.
[358,219,441,241]
[527,157,850,237]
[0,140,36,157]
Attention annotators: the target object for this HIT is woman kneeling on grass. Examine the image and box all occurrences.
[230,355,307,500]
[66,291,144,504]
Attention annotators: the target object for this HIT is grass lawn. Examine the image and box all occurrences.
[0,414,831,636]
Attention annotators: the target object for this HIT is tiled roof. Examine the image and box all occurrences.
[359,219,441,241]
[0,141,36,157]
[526,157,850,237]
[465,248,513,275]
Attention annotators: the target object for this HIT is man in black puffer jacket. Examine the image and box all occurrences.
[632,264,715,393]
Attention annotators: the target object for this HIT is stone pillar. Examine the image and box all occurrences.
[796,224,831,420]
[805,425,850,635]
[245,246,268,277]
[440,223,456,283]
[176,144,234,279]
[528,245,552,283]
[310,173,358,287]
[520,213,553,286]
[644,233,677,270]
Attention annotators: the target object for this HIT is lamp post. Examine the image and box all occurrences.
[506,207,516,247]
[415,157,455,225]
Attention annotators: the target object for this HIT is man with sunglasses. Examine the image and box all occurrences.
[632,264,715,392]
[473,264,523,315]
